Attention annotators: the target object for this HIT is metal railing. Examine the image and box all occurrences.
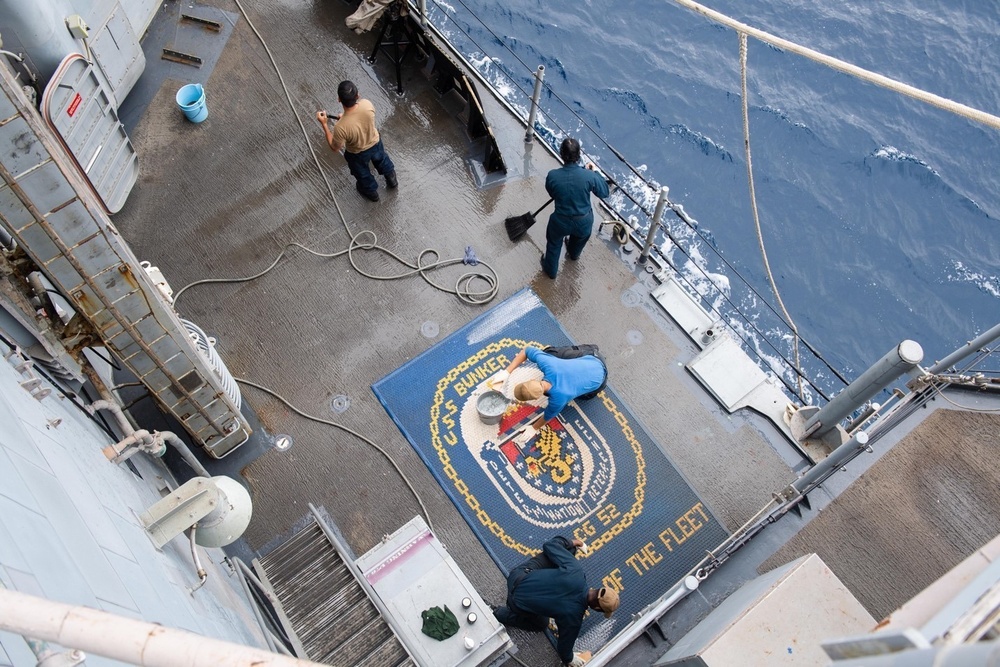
[409,0,851,407]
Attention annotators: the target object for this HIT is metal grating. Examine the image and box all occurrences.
[255,518,415,667]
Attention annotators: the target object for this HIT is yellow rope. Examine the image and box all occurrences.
[676,0,1000,131]
[739,33,805,399]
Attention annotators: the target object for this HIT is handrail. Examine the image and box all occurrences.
[0,588,328,666]
[417,0,852,404]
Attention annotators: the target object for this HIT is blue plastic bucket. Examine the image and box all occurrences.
[175,83,208,123]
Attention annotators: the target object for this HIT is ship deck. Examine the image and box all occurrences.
[109,1,1000,665]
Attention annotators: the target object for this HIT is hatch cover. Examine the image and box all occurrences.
[41,53,138,213]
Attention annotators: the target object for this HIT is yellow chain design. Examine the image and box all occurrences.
[429,338,647,558]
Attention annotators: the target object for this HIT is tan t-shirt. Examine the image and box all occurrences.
[332,98,380,154]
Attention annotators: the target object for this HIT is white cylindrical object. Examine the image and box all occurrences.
[525,65,545,143]
[195,476,253,548]
[0,588,326,667]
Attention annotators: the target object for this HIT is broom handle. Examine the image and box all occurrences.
[533,198,554,217]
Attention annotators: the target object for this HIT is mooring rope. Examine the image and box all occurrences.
[676,0,1000,131]
[739,33,805,399]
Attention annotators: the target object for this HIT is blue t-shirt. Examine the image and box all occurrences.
[526,347,605,421]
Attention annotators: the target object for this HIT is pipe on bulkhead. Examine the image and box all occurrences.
[101,428,159,460]
[26,271,54,317]
[159,430,211,479]
[800,340,923,441]
[187,524,208,593]
[87,399,136,438]
[0,579,85,666]
[87,399,209,478]
[0,588,331,667]
[0,0,78,85]
[0,225,14,251]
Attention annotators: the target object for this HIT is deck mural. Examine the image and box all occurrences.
[373,288,728,650]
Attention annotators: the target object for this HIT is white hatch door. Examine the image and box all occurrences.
[41,53,139,214]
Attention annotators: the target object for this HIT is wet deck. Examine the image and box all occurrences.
[112,0,815,664]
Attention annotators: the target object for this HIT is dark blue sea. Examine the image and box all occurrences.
[428,0,1000,399]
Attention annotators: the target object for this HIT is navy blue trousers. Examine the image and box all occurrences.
[493,551,554,632]
[344,139,395,195]
[542,212,593,278]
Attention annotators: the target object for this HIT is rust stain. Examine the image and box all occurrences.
[253,401,290,433]
[73,290,98,317]
[118,263,140,289]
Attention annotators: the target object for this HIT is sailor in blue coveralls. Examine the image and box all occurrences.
[492,535,620,667]
[540,137,611,278]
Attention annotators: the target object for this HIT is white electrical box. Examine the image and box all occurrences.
[65,15,89,40]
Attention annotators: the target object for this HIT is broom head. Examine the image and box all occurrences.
[504,211,536,242]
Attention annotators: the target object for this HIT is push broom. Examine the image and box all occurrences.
[504,198,553,242]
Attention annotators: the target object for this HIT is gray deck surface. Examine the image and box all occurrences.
[763,408,1000,621]
[111,0,811,664]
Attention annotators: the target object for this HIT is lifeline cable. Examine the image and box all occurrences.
[424,0,850,394]
[675,0,1000,131]
[235,378,435,533]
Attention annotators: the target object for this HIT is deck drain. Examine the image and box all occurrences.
[330,394,351,413]
[421,321,439,338]
[273,434,293,451]
[627,329,644,345]
[620,288,643,308]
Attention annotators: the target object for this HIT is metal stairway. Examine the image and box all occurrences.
[253,510,416,667]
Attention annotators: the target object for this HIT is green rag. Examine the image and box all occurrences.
[420,605,459,640]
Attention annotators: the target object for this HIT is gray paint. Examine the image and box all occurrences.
[0,0,156,104]
[0,351,266,664]
[0,0,77,83]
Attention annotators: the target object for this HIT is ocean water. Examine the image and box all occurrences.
[427,0,1000,398]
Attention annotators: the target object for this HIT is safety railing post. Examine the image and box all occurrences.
[419,0,427,27]
[525,65,545,143]
[638,186,670,264]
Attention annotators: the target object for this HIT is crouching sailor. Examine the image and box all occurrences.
[492,535,619,666]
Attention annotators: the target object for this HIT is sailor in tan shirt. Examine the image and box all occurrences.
[316,80,397,202]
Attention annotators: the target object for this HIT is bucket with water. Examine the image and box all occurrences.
[175,83,208,123]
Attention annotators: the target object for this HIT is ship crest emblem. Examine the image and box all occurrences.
[460,382,616,529]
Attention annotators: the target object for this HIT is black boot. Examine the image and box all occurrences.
[385,171,398,189]
[356,182,379,202]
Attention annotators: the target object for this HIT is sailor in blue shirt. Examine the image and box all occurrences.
[492,535,620,666]
[540,137,611,278]
[488,344,608,444]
